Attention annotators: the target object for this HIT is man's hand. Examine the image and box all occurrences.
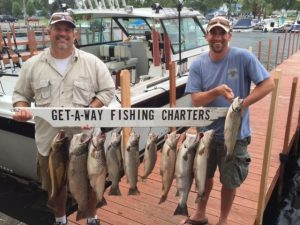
[12,109,33,122]
[216,84,234,102]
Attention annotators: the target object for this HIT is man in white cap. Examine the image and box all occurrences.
[12,12,115,225]
[181,16,274,225]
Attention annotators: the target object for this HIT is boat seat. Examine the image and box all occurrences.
[100,44,138,74]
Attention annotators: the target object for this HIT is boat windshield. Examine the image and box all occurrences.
[162,17,207,53]
[117,18,151,36]
[77,17,123,45]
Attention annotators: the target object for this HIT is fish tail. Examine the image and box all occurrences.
[173,204,188,216]
[158,194,167,204]
[128,187,140,195]
[109,185,122,196]
[47,197,56,209]
[96,197,107,208]
[76,209,88,221]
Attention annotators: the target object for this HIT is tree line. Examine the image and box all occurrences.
[0,0,299,19]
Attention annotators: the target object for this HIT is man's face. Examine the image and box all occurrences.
[48,22,75,51]
[205,27,231,54]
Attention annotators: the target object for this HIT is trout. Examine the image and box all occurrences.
[159,131,180,204]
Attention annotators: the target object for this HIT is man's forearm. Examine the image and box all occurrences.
[13,101,30,107]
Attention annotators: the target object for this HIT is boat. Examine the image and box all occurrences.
[232,18,255,32]
[260,17,287,33]
[290,14,300,33]
[0,1,209,186]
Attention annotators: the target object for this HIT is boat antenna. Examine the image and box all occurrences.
[177,0,183,77]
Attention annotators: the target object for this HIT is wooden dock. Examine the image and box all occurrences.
[65,50,300,225]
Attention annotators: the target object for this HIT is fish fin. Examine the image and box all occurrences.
[96,197,107,208]
[159,194,167,204]
[183,152,188,161]
[140,174,148,181]
[195,193,206,203]
[109,186,122,196]
[173,204,188,216]
[128,187,140,195]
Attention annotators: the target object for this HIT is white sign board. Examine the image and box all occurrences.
[17,107,228,128]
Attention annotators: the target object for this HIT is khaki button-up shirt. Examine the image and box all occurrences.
[12,48,115,156]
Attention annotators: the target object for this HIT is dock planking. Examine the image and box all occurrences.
[67,51,300,225]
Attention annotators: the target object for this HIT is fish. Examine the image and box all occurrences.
[47,130,69,209]
[193,130,214,203]
[224,97,243,160]
[124,131,140,195]
[174,132,199,216]
[141,132,158,180]
[159,131,180,204]
[87,132,107,208]
[67,132,92,221]
[106,131,123,195]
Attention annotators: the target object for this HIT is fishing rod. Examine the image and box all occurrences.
[8,23,23,67]
[2,34,15,70]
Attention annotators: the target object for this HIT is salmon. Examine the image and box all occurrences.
[194,130,214,202]
[124,131,140,195]
[141,132,158,180]
[106,131,123,195]
[159,131,180,204]
[224,97,243,160]
[87,132,107,208]
[68,132,91,221]
[174,132,199,216]
[47,130,69,209]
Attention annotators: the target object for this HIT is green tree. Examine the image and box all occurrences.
[0,0,13,15]
[26,0,36,16]
[12,1,22,17]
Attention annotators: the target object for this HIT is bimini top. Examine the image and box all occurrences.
[67,0,200,19]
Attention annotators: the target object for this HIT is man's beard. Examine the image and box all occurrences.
[210,42,225,53]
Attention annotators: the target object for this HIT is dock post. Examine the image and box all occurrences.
[169,61,176,132]
[287,31,292,58]
[266,39,272,71]
[120,69,132,158]
[257,41,262,62]
[275,36,280,68]
[255,69,281,225]
[277,77,298,201]
[281,31,287,63]
[291,32,296,55]
[296,32,300,51]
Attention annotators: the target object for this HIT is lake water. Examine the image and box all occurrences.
[230,31,300,71]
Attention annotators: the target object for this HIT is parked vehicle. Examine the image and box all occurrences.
[0,15,17,22]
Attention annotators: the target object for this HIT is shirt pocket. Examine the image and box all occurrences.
[34,79,51,106]
[72,80,93,106]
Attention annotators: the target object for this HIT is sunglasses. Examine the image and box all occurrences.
[208,17,230,27]
[49,13,75,25]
